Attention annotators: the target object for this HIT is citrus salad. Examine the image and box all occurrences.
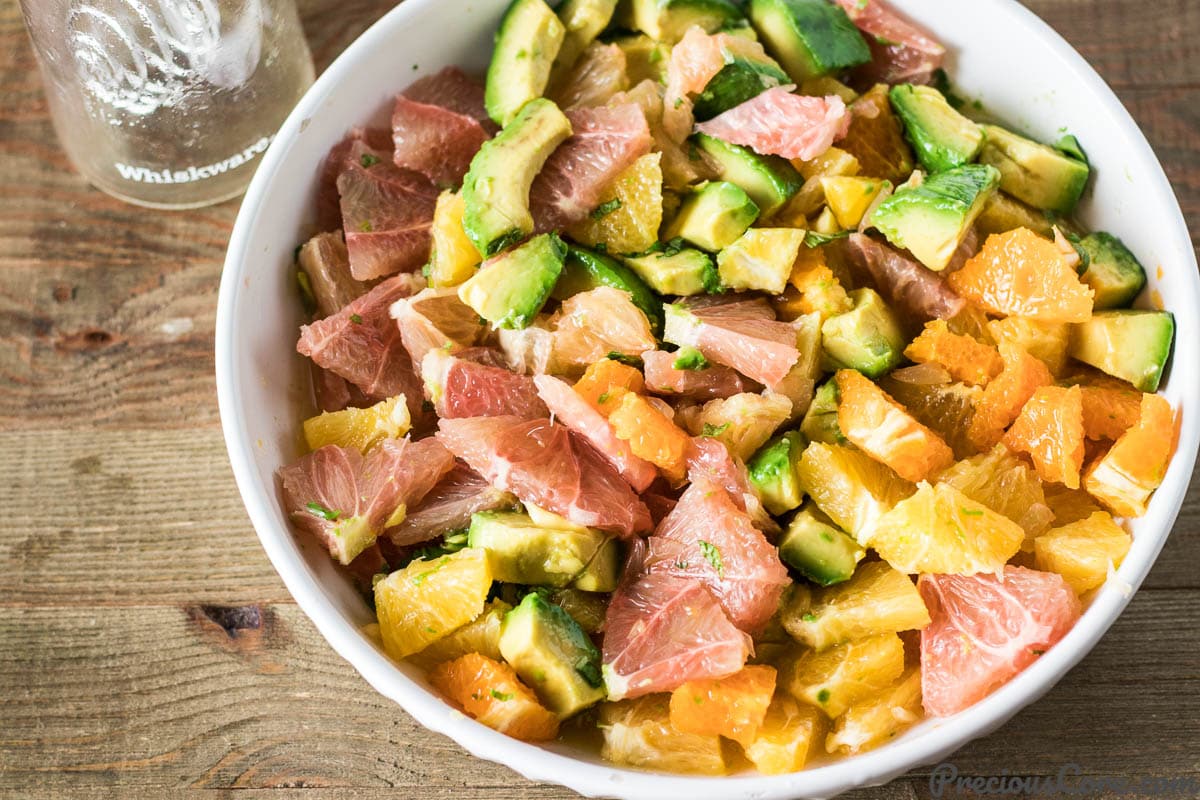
[277,0,1180,776]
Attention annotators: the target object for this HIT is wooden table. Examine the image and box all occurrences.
[1,2,1197,798]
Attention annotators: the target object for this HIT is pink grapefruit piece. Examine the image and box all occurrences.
[919,566,1081,717]
[665,296,801,387]
[646,478,790,633]
[534,374,659,492]
[436,415,653,536]
[694,86,850,161]
[386,463,516,546]
[835,0,945,85]
[603,540,752,700]
[421,349,548,420]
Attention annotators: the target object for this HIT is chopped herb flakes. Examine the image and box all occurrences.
[672,347,708,371]
[590,198,622,220]
[699,540,724,577]
[701,422,730,438]
[358,220,374,232]
[606,351,642,367]
[490,689,514,701]
[349,313,363,325]
[360,153,381,168]
[305,501,340,521]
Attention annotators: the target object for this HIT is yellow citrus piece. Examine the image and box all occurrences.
[669,665,777,747]
[937,445,1054,549]
[796,442,916,542]
[782,561,931,651]
[1003,385,1085,489]
[868,481,1025,575]
[743,696,826,775]
[689,392,792,462]
[826,667,922,755]
[836,369,955,483]
[821,176,891,229]
[986,316,1070,376]
[599,695,726,775]
[302,394,411,453]
[566,153,663,255]
[968,342,1054,450]
[905,319,1004,387]
[780,633,905,718]
[374,547,492,659]
[1084,393,1177,517]
[1034,511,1132,594]
[608,390,691,482]
[795,145,860,179]
[427,191,480,288]
[429,652,559,742]
[948,227,1094,322]
[1044,484,1106,526]
[409,599,511,669]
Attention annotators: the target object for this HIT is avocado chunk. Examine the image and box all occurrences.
[692,48,789,121]
[779,502,864,586]
[664,181,761,252]
[978,124,1089,214]
[800,379,848,445]
[1075,232,1147,310]
[499,591,606,717]
[747,0,870,82]
[554,245,665,333]
[692,133,803,217]
[889,84,985,174]
[486,0,566,127]
[617,0,745,43]
[462,98,572,257]
[975,190,1056,238]
[717,227,806,294]
[870,164,1000,272]
[457,233,566,329]
[467,510,620,590]
[747,430,808,515]
[1069,310,1174,392]
[821,287,906,378]
[623,247,721,296]
[550,0,619,78]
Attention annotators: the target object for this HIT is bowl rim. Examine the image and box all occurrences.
[216,1,1200,797]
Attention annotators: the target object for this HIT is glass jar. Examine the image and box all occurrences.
[21,0,315,209]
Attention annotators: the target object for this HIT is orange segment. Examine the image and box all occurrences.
[742,696,826,775]
[669,665,777,748]
[608,391,691,482]
[429,653,559,742]
[904,319,1004,387]
[1003,385,1085,489]
[1084,393,1178,517]
[1078,384,1144,441]
[835,369,955,483]
[947,227,1094,323]
[968,342,1055,450]
[788,247,853,321]
[574,358,645,415]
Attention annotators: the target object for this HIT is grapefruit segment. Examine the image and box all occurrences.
[694,86,850,162]
[919,567,1080,717]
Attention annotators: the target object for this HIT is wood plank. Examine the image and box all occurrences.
[0,428,291,605]
[0,596,1195,795]
[1024,0,1200,89]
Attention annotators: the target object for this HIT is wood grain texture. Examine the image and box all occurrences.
[0,1,1197,799]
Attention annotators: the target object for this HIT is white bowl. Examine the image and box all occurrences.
[216,1,1200,797]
